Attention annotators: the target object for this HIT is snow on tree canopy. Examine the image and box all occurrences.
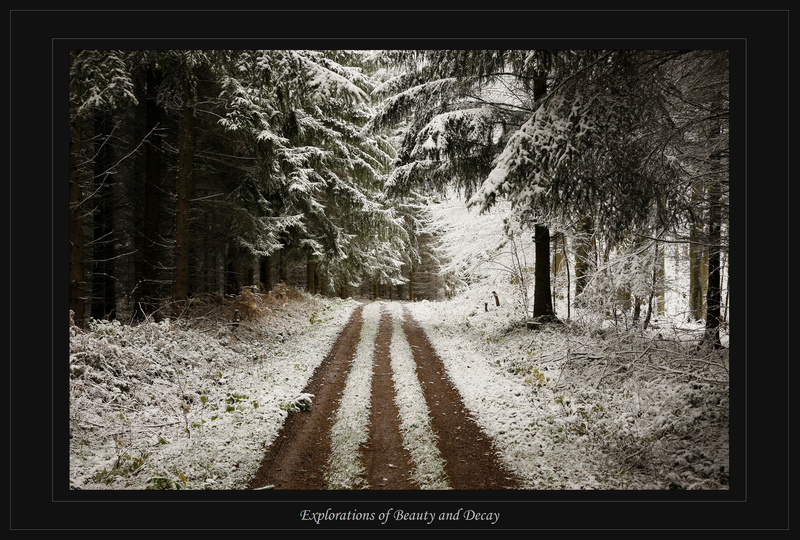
[218,76,286,145]
[469,92,593,214]
[368,77,461,132]
[293,51,370,105]
[71,51,138,115]
[413,107,497,157]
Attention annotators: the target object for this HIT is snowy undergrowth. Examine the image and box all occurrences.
[69,288,359,490]
[405,278,730,490]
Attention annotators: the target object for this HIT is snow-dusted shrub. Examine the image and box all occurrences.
[69,290,359,490]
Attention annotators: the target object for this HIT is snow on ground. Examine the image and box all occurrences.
[68,291,455,492]
[69,280,729,491]
[388,301,450,489]
[69,286,359,490]
[405,194,730,490]
[406,277,730,490]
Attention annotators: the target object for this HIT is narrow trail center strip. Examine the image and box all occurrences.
[360,304,418,489]
[326,301,380,489]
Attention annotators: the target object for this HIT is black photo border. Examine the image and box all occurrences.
[9,8,790,532]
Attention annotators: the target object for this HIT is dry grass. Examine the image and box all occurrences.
[156,284,325,336]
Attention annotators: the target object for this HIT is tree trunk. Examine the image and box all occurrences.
[409,266,415,301]
[260,255,273,292]
[643,243,660,330]
[530,68,555,320]
[632,296,642,323]
[69,50,86,328]
[574,216,592,298]
[226,243,243,296]
[551,233,564,314]
[722,250,730,326]
[688,241,704,321]
[246,264,255,288]
[657,243,666,315]
[279,246,288,283]
[704,182,723,347]
[688,182,707,321]
[140,66,163,320]
[533,223,555,318]
[563,237,571,319]
[702,93,725,347]
[171,86,195,311]
[307,255,316,295]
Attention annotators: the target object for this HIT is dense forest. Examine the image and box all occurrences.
[68,49,729,346]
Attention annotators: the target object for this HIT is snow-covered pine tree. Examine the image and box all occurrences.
[217,49,409,298]
[468,50,728,330]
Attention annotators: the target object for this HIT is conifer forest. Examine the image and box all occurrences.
[68,49,730,341]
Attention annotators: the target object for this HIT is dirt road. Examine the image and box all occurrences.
[246,301,520,490]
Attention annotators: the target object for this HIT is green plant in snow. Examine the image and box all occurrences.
[224,392,249,412]
[94,452,148,485]
[280,402,300,415]
[524,366,550,389]
[145,471,187,490]
[554,394,571,411]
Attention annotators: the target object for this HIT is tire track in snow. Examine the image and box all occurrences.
[247,301,519,490]
[246,305,365,490]
[326,302,380,489]
[399,304,522,490]
[388,302,450,489]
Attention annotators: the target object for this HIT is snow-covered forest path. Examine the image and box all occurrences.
[246,301,520,490]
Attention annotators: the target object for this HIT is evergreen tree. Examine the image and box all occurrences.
[659,50,729,346]
[69,50,86,327]
[216,49,408,296]
[138,55,166,318]
[467,50,728,330]
[66,47,727,341]
[88,108,118,321]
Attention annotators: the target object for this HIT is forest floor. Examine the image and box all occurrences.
[69,282,730,494]
[246,301,520,490]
